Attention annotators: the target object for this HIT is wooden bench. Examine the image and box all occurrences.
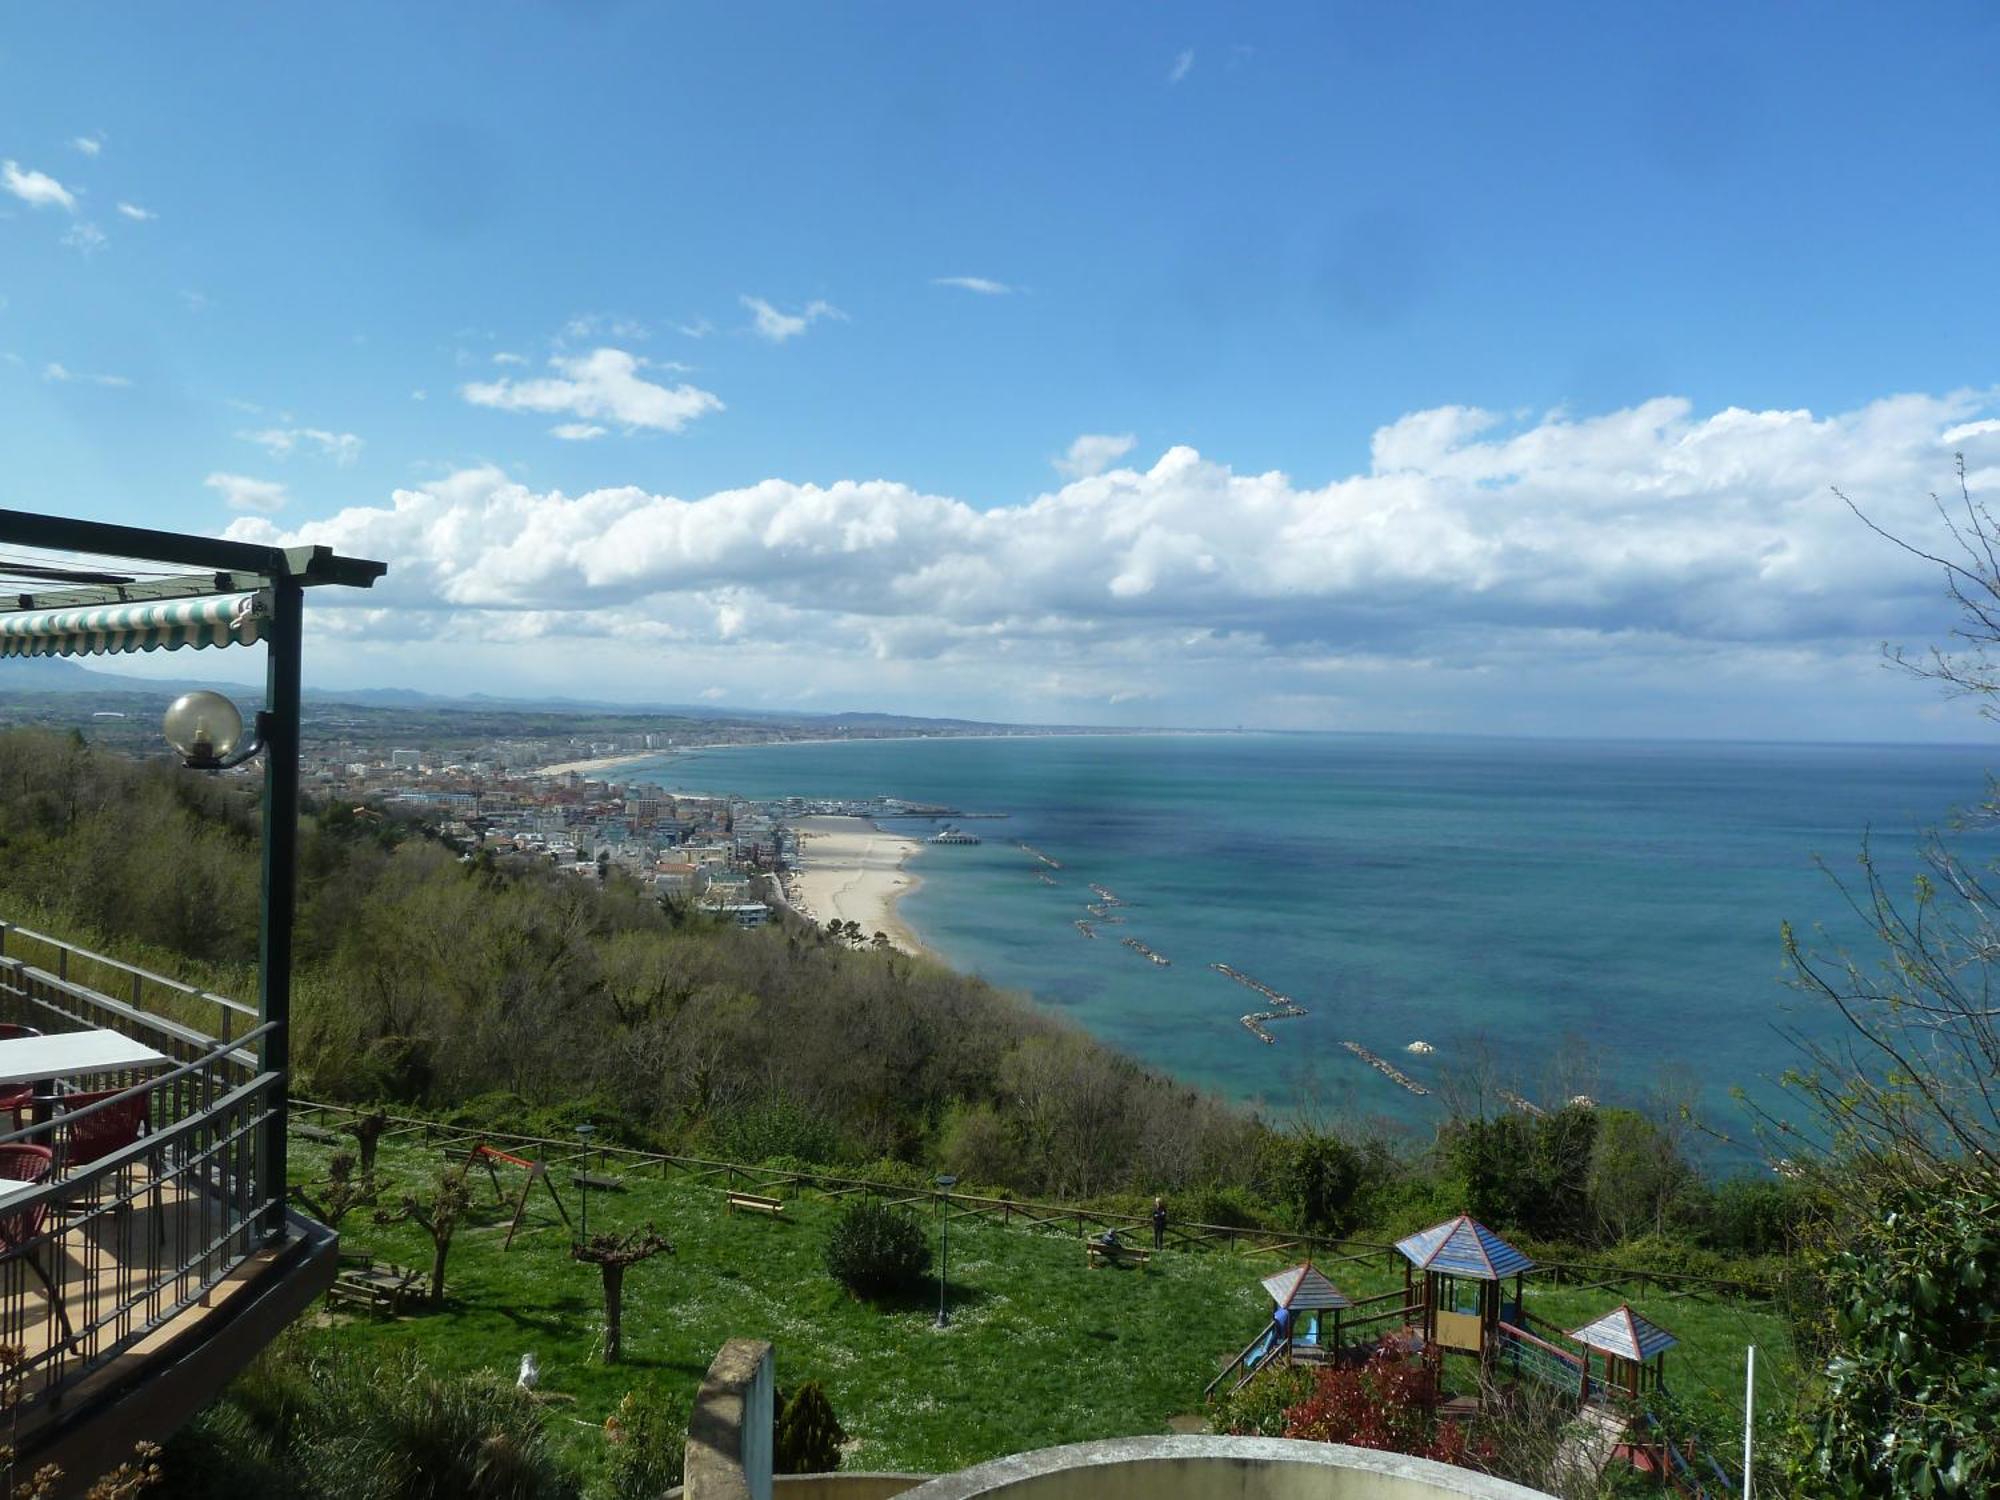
[329,1256,424,1315]
[725,1190,785,1217]
[1085,1238,1152,1268]
[572,1171,624,1192]
[293,1123,340,1144]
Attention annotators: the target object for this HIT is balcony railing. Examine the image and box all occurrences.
[0,920,316,1450]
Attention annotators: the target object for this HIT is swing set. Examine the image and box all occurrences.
[454,1139,574,1248]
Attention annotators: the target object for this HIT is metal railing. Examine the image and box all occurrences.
[0,930,285,1424]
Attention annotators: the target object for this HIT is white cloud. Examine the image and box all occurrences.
[42,362,129,388]
[676,318,715,339]
[62,222,107,255]
[219,391,2000,733]
[741,295,846,343]
[1168,48,1195,84]
[552,423,608,441]
[492,351,528,366]
[115,201,154,221]
[462,347,723,436]
[205,472,289,513]
[71,135,102,157]
[3,160,77,211]
[1054,432,1138,479]
[933,276,1013,296]
[240,427,364,465]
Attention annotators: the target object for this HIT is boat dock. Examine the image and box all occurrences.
[1121,936,1171,966]
[1341,1041,1430,1096]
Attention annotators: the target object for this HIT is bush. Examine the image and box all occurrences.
[774,1382,846,1475]
[1208,1362,1317,1437]
[599,1385,690,1500]
[824,1200,932,1300]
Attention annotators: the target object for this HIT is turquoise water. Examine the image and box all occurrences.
[628,733,1996,1152]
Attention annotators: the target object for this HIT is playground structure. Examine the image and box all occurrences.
[1206,1215,1740,1498]
[455,1139,574,1249]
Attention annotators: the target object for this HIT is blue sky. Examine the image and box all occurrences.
[5,4,2000,737]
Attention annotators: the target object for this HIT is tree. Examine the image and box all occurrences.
[375,1171,472,1306]
[571,1224,674,1365]
[774,1382,846,1474]
[340,1108,391,1183]
[293,1150,373,1229]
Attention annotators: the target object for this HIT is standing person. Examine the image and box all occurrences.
[1151,1196,1167,1251]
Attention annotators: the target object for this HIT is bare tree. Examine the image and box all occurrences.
[571,1224,674,1364]
[375,1172,473,1306]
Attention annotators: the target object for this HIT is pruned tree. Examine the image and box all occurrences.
[571,1224,674,1364]
[293,1149,373,1229]
[339,1107,391,1183]
[375,1171,472,1306]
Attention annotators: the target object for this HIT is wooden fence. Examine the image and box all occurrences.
[287,1098,1776,1302]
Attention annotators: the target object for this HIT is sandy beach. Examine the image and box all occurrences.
[536,751,662,778]
[787,815,926,956]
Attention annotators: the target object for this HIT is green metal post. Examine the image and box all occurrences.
[258,572,303,1244]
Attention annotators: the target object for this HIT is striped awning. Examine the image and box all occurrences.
[0,590,268,659]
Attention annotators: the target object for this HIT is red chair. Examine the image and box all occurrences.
[0,1025,43,1132]
[0,1142,71,1339]
[54,1087,151,1171]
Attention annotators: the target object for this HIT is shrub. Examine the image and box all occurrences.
[599,1385,690,1500]
[1208,1362,1317,1437]
[774,1382,846,1475]
[823,1200,932,1300]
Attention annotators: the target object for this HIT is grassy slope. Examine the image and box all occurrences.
[290,1133,1792,1479]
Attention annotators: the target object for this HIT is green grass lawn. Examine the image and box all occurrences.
[288,1131,1793,1479]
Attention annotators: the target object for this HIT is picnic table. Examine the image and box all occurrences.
[330,1255,425,1315]
[1085,1235,1152,1268]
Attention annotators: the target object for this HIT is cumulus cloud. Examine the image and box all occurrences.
[205,472,289,513]
[220,392,2000,730]
[3,160,77,211]
[552,423,608,441]
[933,276,1012,295]
[115,201,154,221]
[240,427,363,464]
[1054,432,1137,479]
[1168,48,1195,83]
[741,295,845,343]
[461,347,723,436]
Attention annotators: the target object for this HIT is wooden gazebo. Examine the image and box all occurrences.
[1567,1303,1678,1402]
[1394,1215,1533,1364]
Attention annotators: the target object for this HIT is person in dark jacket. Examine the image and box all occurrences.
[1151,1196,1167,1251]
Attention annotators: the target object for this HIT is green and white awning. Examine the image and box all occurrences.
[0,590,269,659]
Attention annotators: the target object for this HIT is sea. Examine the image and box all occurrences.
[619,732,1997,1161]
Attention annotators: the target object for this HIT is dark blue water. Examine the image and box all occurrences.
[631,733,1995,1151]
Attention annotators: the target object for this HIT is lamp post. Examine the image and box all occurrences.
[934,1172,958,1328]
[575,1122,596,1240]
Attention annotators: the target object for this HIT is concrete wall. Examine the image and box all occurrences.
[685,1338,775,1500]
[898,1436,1556,1500]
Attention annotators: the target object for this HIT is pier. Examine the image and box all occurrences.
[1340,1041,1430,1096]
[1214,963,1309,1042]
[1120,936,1171,966]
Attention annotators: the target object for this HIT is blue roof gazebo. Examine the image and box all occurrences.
[1568,1303,1678,1401]
[1394,1215,1533,1362]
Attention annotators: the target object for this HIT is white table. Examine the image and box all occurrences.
[0,1030,170,1090]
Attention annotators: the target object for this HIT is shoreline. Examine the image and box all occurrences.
[784,815,928,957]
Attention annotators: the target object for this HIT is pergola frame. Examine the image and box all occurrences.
[0,509,385,1242]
